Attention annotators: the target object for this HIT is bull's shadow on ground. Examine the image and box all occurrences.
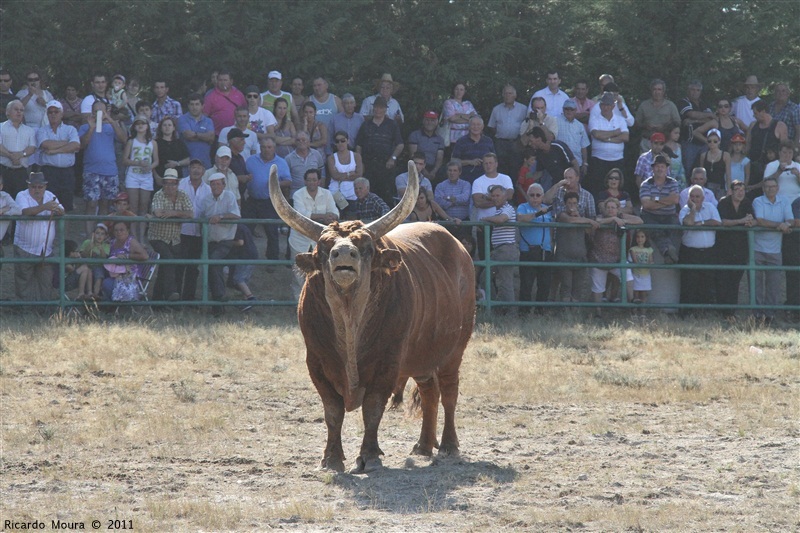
[330,456,517,513]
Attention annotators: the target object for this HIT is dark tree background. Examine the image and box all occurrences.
[1,0,798,130]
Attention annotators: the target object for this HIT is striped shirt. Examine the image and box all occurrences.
[491,203,517,246]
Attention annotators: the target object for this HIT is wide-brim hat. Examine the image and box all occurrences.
[743,75,761,87]
[374,73,400,92]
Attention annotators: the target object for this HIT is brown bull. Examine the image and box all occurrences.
[269,162,475,473]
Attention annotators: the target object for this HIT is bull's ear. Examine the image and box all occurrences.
[377,248,402,273]
[295,252,319,274]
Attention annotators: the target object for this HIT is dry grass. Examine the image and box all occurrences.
[1,308,798,531]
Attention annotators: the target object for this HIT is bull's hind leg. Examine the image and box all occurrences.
[411,376,440,456]
[437,361,461,456]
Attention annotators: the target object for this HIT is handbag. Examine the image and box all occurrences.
[111,272,139,302]
[437,111,451,147]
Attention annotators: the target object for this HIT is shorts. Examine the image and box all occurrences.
[125,171,154,191]
[591,267,633,294]
[83,172,119,201]
[631,271,652,291]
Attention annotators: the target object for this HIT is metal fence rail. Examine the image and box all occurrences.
[0,215,797,316]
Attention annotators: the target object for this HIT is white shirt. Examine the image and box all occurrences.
[0,190,22,241]
[679,187,718,209]
[765,160,800,202]
[289,187,338,253]
[589,100,635,128]
[199,190,240,242]
[679,202,721,249]
[13,189,63,255]
[588,112,629,161]
[731,95,760,128]
[219,126,260,156]
[472,173,513,220]
[0,120,37,168]
[16,87,54,128]
[530,88,570,117]
[179,177,212,236]
[248,107,278,135]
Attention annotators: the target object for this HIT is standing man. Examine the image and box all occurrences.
[406,110,445,181]
[151,80,182,124]
[480,184,519,308]
[286,131,325,198]
[16,69,53,128]
[520,97,557,144]
[177,159,212,301]
[588,92,629,194]
[0,100,37,199]
[589,82,634,128]
[452,116,495,184]
[678,184,722,311]
[178,94,215,169]
[731,75,761,128]
[472,153,513,259]
[360,74,404,125]
[679,167,719,208]
[571,79,595,129]
[288,168,338,301]
[0,69,15,122]
[530,70,569,118]
[768,83,800,144]
[747,100,789,195]
[80,73,110,117]
[219,107,259,156]
[635,79,680,152]
[203,69,246,136]
[261,71,299,127]
[752,177,794,324]
[355,96,403,204]
[308,77,343,138]
[634,132,671,187]
[331,94,364,152]
[244,137,291,260]
[36,100,80,212]
[487,84,528,177]
[638,154,681,263]
[517,182,554,314]
[147,169,193,302]
[78,99,128,235]
[434,160,472,225]
[202,146,240,203]
[543,166,596,219]
[199,172,241,313]
[678,80,715,177]
[290,77,307,118]
[528,126,578,192]
[556,100,590,172]
[13,172,64,302]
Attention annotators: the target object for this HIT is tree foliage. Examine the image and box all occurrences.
[1,0,798,128]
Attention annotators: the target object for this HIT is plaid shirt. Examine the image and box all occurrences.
[151,97,183,124]
[147,189,193,245]
[352,193,390,222]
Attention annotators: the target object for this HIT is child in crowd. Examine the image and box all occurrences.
[628,229,654,307]
[123,114,159,242]
[515,148,537,205]
[109,192,135,218]
[76,223,110,300]
[109,74,129,119]
[729,133,750,185]
[134,100,159,135]
[61,240,82,294]
[229,224,258,312]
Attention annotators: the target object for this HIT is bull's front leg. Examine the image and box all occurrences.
[352,390,389,473]
[321,397,346,472]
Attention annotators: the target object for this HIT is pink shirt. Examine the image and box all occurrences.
[203,87,246,135]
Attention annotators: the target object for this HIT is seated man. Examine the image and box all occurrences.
[199,172,241,314]
[395,152,434,200]
[434,160,471,223]
[679,167,718,208]
[348,177,389,222]
[13,172,64,302]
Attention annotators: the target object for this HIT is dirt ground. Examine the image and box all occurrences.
[1,311,797,532]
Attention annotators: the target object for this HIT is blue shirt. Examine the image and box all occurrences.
[753,194,794,254]
[245,154,291,200]
[451,134,495,183]
[78,123,118,175]
[517,202,553,252]
[177,113,214,168]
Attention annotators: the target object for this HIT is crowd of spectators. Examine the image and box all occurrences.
[0,66,798,322]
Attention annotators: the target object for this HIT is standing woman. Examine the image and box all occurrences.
[695,128,731,199]
[272,97,297,158]
[595,168,633,214]
[122,114,159,242]
[714,181,755,319]
[154,116,189,188]
[442,82,478,145]
[300,100,328,153]
[693,97,746,153]
[327,130,363,215]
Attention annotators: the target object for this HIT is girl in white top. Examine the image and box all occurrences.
[123,114,159,242]
[327,131,362,201]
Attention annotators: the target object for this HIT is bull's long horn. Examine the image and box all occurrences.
[269,164,325,242]
[365,160,419,239]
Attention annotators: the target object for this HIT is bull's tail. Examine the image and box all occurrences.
[389,377,409,410]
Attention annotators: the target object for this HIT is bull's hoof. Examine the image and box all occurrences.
[350,456,383,474]
[411,442,435,457]
[438,444,460,458]
[319,456,345,473]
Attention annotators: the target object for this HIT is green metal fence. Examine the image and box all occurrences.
[0,215,797,316]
